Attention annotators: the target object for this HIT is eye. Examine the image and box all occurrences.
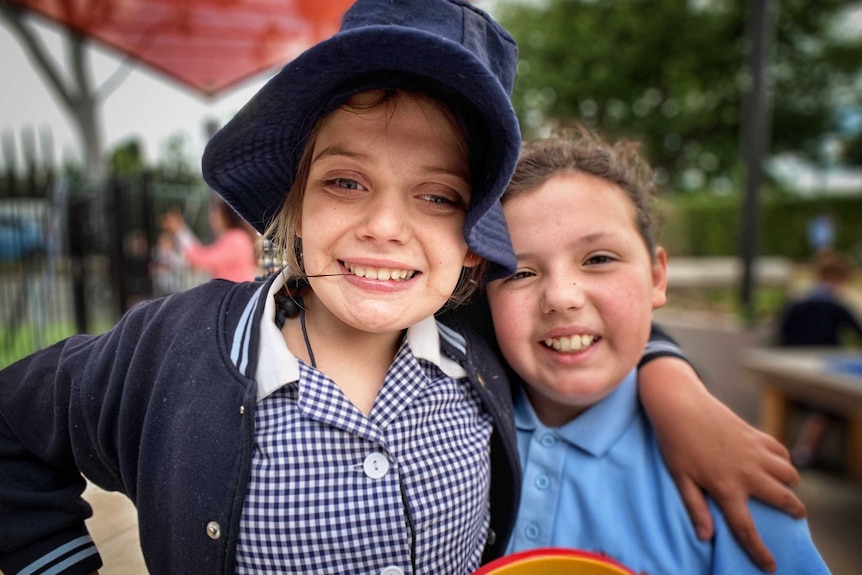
[417,190,468,213]
[420,193,460,206]
[504,269,536,282]
[326,177,364,191]
[585,254,617,266]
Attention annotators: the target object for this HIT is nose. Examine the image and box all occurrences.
[357,188,410,243]
[541,273,586,314]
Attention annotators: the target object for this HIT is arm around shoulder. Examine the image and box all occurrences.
[638,324,806,573]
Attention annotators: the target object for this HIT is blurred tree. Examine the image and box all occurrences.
[845,130,862,165]
[109,139,145,176]
[494,0,862,192]
[0,2,132,181]
[771,0,862,162]
[108,132,200,184]
[155,132,199,185]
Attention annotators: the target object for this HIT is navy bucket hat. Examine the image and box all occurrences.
[202,0,520,274]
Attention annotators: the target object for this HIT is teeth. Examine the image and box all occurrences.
[543,334,596,353]
[346,263,415,281]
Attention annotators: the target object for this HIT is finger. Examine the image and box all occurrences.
[675,476,714,540]
[750,474,808,519]
[765,449,801,488]
[756,429,791,456]
[765,436,791,460]
[718,496,777,573]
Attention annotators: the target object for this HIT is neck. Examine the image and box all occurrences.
[525,385,590,428]
[280,291,404,415]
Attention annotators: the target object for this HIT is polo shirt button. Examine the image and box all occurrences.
[525,523,540,540]
[206,521,221,540]
[535,474,550,490]
[380,566,404,575]
[539,434,557,447]
[363,452,390,479]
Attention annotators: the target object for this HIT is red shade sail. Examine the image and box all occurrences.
[6,0,355,97]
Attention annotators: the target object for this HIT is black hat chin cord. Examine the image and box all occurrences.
[274,272,362,368]
[299,303,316,368]
[274,277,317,368]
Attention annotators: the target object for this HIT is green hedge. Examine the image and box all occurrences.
[657,192,862,262]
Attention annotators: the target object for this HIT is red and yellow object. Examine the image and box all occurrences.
[473,548,636,575]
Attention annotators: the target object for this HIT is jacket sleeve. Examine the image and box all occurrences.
[1,279,257,575]
[0,336,104,575]
[0,291,179,574]
[639,322,691,369]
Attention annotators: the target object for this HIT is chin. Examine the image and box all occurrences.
[549,381,615,405]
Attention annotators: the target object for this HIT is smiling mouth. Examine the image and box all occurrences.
[543,334,599,353]
[343,261,417,281]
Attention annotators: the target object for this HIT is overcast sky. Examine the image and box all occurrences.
[0,12,272,172]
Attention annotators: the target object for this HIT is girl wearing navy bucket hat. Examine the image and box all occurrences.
[0,1,804,574]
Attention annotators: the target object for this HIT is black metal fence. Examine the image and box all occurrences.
[0,174,210,368]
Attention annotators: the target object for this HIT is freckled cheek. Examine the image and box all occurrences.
[489,292,531,333]
[599,289,647,334]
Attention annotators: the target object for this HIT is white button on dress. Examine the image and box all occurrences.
[363,452,390,479]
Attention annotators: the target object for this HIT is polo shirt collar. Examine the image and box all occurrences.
[255,273,466,402]
[513,368,639,457]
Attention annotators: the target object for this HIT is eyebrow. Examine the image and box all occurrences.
[578,232,609,245]
[311,145,368,165]
[512,231,614,260]
[420,166,471,187]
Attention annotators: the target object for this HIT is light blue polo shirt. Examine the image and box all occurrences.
[507,370,830,574]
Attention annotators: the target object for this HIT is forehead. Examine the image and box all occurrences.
[505,172,635,221]
[320,90,461,138]
[311,90,471,177]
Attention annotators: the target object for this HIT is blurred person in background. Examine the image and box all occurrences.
[777,249,862,467]
[162,193,259,282]
[806,213,835,254]
[150,230,193,296]
[779,250,862,348]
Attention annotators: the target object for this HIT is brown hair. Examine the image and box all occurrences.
[210,193,258,242]
[816,249,853,284]
[211,194,249,231]
[264,88,484,305]
[504,123,660,259]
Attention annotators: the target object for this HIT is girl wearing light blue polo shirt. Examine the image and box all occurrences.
[486,124,830,574]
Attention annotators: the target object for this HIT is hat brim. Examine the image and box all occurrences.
[203,24,519,270]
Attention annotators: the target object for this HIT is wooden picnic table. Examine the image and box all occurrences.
[742,347,862,484]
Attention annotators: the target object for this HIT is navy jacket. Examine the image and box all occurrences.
[0,276,681,575]
[0,276,520,574]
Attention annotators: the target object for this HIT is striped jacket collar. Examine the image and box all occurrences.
[229,273,469,402]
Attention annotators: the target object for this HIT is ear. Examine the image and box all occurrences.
[463,249,482,268]
[651,246,668,309]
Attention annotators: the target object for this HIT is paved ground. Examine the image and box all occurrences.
[83,483,146,573]
[796,469,862,575]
